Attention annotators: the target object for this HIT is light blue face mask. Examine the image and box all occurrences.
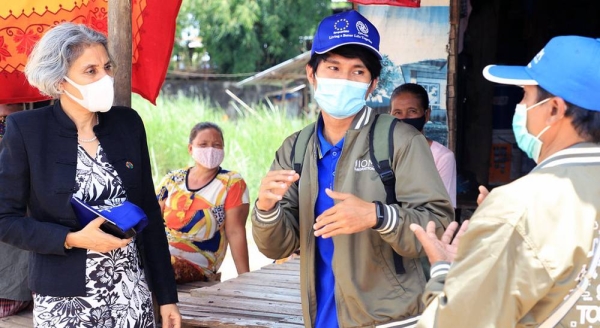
[313,76,370,119]
[512,98,551,163]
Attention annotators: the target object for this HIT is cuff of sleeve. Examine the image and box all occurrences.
[254,201,281,223]
[375,204,398,235]
[430,261,451,279]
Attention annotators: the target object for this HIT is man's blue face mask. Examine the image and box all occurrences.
[512,98,551,163]
[313,75,370,119]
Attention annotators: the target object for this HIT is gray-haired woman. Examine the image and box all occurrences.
[0,22,181,327]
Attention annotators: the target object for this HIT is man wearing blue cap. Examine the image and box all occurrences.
[412,36,600,327]
[252,10,453,328]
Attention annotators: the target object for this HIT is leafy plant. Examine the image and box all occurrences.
[175,0,332,73]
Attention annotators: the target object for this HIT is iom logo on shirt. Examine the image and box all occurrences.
[354,159,375,171]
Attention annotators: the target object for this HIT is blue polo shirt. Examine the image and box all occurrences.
[314,122,343,328]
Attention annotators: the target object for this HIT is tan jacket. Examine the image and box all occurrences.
[418,143,600,328]
[252,108,454,328]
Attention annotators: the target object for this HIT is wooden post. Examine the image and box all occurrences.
[108,0,132,107]
[447,0,459,153]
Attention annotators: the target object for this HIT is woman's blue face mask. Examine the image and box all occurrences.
[512,98,551,163]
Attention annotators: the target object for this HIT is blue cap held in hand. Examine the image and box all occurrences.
[70,197,148,235]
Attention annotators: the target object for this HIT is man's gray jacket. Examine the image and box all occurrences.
[252,107,454,327]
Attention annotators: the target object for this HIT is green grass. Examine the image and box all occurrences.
[132,93,311,206]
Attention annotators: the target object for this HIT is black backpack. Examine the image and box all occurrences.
[290,113,406,274]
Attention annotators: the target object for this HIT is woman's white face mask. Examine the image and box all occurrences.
[64,75,114,113]
[192,147,224,169]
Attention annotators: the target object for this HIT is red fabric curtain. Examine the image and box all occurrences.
[349,0,420,7]
[0,0,182,104]
[130,0,182,104]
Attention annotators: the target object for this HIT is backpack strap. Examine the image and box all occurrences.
[369,114,406,275]
[369,114,398,205]
[291,123,315,177]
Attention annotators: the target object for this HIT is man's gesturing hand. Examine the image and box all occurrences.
[313,188,377,238]
[256,170,299,211]
[410,220,470,264]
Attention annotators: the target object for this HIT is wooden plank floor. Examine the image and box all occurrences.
[181,258,303,327]
[0,259,302,328]
[0,309,32,328]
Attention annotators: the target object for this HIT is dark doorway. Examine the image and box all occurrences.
[455,0,600,208]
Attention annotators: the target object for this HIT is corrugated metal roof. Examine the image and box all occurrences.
[236,51,310,87]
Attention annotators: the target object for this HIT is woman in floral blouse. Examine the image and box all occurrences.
[157,122,250,283]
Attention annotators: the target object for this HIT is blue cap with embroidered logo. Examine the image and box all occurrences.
[311,10,382,60]
[483,36,600,111]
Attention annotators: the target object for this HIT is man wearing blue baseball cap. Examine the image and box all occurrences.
[412,36,600,327]
[252,9,453,328]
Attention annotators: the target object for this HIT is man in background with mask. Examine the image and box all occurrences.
[252,10,453,328]
[412,36,600,327]
[389,83,457,208]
